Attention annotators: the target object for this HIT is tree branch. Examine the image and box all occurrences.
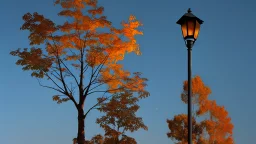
[83,64,89,73]
[59,58,79,87]
[87,87,123,96]
[56,55,70,93]
[50,71,62,81]
[49,35,79,109]
[37,78,65,95]
[83,67,94,97]
[84,95,111,118]
[82,54,109,94]
[91,54,109,81]
[44,72,65,92]
[78,44,85,108]
[88,82,105,92]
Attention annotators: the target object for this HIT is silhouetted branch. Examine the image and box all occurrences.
[37,78,65,95]
[84,94,111,118]
[59,58,79,87]
[87,87,123,96]
[44,72,65,92]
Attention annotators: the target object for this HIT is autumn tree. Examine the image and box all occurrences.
[167,76,234,144]
[10,0,149,144]
[87,90,147,144]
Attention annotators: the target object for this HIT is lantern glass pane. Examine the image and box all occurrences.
[187,20,195,36]
[194,21,201,39]
[181,23,187,38]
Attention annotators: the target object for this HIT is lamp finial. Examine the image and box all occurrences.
[188,8,192,13]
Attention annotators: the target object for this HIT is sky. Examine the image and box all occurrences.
[0,0,255,143]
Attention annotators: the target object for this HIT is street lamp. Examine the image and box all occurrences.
[176,8,203,144]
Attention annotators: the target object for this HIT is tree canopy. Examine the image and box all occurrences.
[10,0,149,143]
[167,76,234,144]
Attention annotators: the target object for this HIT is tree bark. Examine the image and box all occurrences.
[77,109,85,144]
[115,138,119,144]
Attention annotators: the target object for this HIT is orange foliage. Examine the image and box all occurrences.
[88,91,148,144]
[10,0,149,144]
[167,76,234,144]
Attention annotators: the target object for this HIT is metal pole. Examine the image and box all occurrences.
[186,40,193,144]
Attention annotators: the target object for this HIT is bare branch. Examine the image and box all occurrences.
[82,55,109,94]
[48,35,79,109]
[56,55,70,94]
[91,54,109,80]
[59,58,79,86]
[44,72,65,92]
[87,87,124,96]
[49,34,71,95]
[68,48,82,63]
[50,71,62,81]
[37,78,66,95]
[78,43,85,107]
[88,82,105,92]
[84,95,112,118]
[83,64,89,73]
[83,67,94,97]
[49,71,73,93]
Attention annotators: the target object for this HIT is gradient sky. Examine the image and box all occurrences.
[1,0,255,143]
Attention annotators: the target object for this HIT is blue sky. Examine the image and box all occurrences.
[1,0,255,143]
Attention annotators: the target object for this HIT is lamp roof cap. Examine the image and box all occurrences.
[176,8,204,25]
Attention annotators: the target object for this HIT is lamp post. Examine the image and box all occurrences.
[176,8,203,144]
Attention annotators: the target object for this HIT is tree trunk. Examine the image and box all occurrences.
[77,109,85,144]
[115,138,119,144]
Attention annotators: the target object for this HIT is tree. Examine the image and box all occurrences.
[88,91,148,144]
[10,0,149,143]
[167,76,234,144]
